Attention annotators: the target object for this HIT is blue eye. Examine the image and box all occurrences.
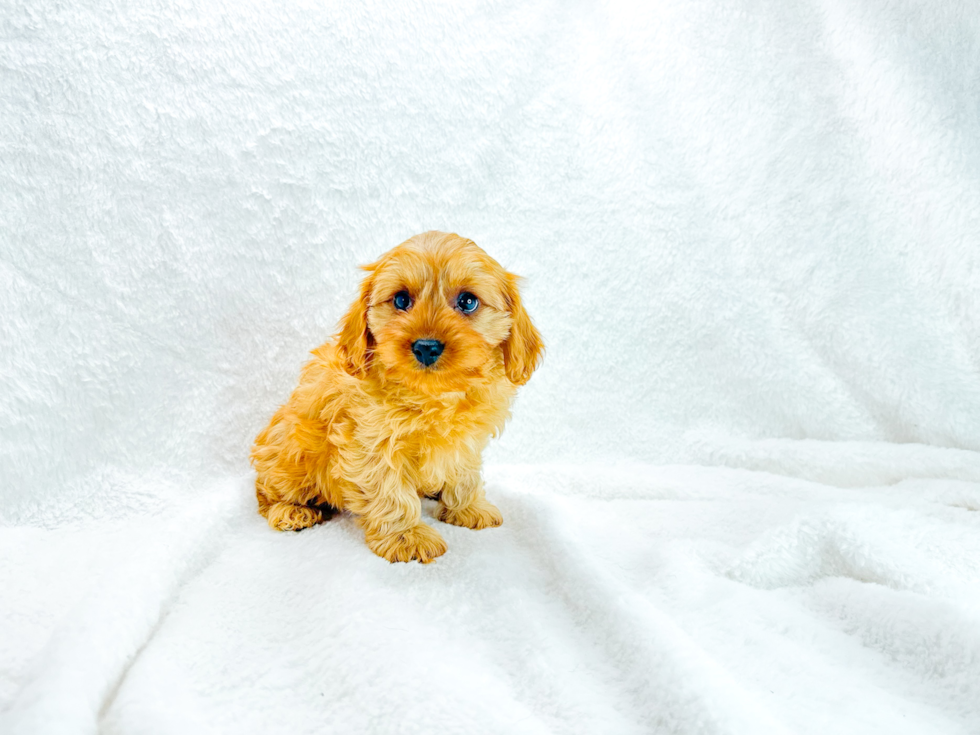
[456,292,479,314]
[393,291,412,311]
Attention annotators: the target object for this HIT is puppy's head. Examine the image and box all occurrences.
[335,231,543,393]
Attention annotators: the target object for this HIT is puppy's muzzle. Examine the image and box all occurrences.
[412,339,444,367]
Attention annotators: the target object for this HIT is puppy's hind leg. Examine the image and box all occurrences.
[265,502,325,532]
[256,479,328,532]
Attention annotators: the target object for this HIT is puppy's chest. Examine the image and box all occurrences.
[395,393,507,478]
[408,399,492,454]
[409,424,483,492]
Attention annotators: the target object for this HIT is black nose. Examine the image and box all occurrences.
[412,339,444,367]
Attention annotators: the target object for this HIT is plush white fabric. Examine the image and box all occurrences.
[2,0,979,732]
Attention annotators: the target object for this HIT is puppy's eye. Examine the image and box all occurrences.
[456,292,479,314]
[393,291,412,311]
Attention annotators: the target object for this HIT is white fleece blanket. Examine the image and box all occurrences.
[3,0,980,733]
[4,443,980,734]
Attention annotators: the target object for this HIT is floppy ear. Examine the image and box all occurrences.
[501,273,544,386]
[335,265,376,377]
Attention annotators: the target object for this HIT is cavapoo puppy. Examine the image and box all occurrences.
[251,231,543,563]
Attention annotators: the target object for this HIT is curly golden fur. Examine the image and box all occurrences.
[251,231,543,563]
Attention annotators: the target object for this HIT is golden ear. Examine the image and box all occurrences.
[502,273,544,386]
[335,265,376,377]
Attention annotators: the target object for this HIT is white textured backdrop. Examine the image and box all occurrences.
[3,2,980,733]
[3,0,979,515]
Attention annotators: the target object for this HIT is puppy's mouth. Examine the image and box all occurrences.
[374,333,488,395]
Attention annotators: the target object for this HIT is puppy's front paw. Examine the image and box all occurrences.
[366,523,448,564]
[438,499,503,530]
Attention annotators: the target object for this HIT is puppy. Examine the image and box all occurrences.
[251,231,543,563]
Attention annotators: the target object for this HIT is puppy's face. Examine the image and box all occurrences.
[336,232,542,394]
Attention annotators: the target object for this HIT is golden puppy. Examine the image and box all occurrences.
[251,231,543,563]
